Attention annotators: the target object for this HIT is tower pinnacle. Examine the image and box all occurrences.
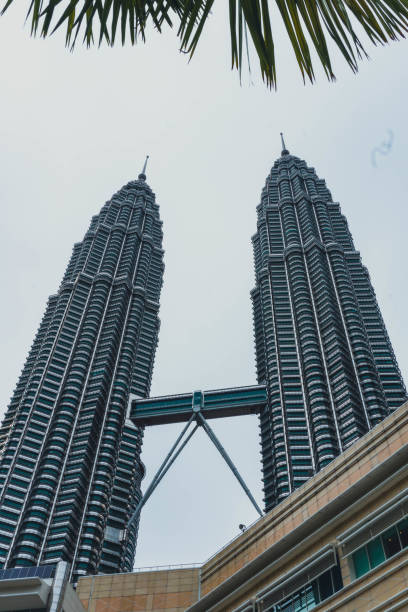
[280,132,289,156]
[138,155,149,180]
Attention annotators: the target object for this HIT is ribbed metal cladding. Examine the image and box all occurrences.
[0,174,164,583]
[251,147,407,512]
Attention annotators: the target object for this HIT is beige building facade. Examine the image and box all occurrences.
[77,567,200,612]
[77,401,408,612]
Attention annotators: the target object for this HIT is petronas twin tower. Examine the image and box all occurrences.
[0,143,405,581]
[0,169,164,582]
[252,141,406,511]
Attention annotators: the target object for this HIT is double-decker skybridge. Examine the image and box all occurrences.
[127,385,268,530]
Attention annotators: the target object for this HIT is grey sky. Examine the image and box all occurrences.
[0,3,407,569]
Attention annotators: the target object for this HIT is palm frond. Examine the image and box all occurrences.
[2,0,408,87]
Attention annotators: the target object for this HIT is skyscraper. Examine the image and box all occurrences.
[0,166,164,582]
[251,138,406,511]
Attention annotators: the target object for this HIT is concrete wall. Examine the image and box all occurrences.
[77,568,200,612]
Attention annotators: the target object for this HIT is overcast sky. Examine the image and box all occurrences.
[0,3,407,569]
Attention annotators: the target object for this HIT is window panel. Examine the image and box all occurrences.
[382,526,401,558]
[367,537,385,569]
[397,518,408,549]
[353,547,369,578]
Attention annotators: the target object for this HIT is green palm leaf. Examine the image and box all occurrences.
[2,0,408,88]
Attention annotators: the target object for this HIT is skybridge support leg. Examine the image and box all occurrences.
[126,408,263,534]
[196,411,263,518]
[128,417,198,531]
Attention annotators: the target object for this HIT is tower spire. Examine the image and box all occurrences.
[138,155,149,180]
[280,132,289,156]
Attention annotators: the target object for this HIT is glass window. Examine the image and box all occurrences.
[332,564,343,592]
[318,569,333,600]
[306,583,320,608]
[382,526,401,558]
[367,537,385,568]
[351,514,408,580]
[272,566,341,611]
[397,518,408,549]
[353,547,370,578]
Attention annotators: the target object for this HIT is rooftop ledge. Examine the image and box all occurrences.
[0,576,51,611]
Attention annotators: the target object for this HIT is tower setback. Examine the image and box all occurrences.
[0,170,164,582]
[251,142,407,511]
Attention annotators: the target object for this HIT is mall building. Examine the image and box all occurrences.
[73,398,408,612]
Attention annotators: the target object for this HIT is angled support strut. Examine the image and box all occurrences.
[128,414,198,530]
[127,406,263,532]
[195,411,263,517]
